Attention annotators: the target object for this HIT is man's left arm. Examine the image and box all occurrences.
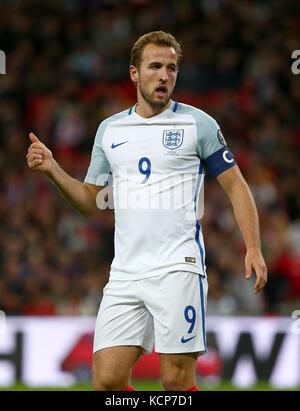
[216,165,268,294]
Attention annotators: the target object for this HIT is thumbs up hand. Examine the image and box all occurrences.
[26,132,54,172]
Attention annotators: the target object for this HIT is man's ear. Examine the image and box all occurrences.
[129,65,138,84]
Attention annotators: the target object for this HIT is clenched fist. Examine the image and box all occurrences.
[26,132,54,173]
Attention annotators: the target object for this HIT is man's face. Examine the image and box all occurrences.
[130,43,178,110]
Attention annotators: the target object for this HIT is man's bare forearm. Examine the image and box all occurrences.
[217,166,262,250]
[228,180,261,250]
[45,160,100,216]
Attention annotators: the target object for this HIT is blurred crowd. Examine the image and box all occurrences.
[0,0,299,316]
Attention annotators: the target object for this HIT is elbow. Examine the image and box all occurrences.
[80,183,101,216]
[79,207,98,217]
[77,203,99,217]
[78,209,90,217]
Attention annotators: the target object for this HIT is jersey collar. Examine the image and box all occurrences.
[129,100,177,118]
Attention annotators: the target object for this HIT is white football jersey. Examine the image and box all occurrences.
[85,101,236,280]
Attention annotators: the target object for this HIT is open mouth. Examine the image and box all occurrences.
[155,85,168,96]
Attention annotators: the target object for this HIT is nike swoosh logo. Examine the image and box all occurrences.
[111,141,128,149]
[181,335,196,343]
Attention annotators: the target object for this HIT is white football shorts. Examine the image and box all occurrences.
[93,271,208,355]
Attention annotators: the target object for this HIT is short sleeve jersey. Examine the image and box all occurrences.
[85,101,236,280]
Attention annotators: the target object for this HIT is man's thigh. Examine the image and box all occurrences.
[92,346,143,388]
[93,280,154,354]
[141,272,208,354]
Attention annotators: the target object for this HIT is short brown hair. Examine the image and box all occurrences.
[130,31,182,69]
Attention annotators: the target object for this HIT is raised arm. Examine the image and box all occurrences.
[216,165,268,293]
[26,132,102,216]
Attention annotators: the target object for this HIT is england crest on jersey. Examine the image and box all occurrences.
[163,129,184,150]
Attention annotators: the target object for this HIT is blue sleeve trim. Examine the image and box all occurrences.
[204,147,236,177]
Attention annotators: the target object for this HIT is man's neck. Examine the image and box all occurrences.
[135,99,171,118]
